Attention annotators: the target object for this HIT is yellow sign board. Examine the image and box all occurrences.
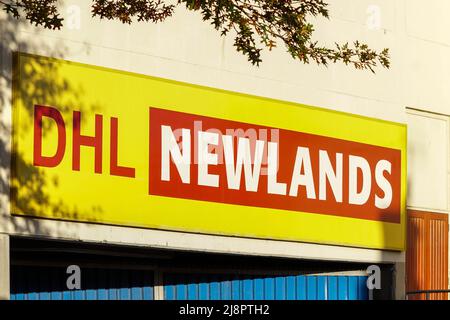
[12,53,407,250]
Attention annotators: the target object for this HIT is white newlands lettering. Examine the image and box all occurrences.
[289,147,316,199]
[375,159,393,209]
[222,135,240,190]
[267,142,287,195]
[319,150,343,202]
[161,125,191,183]
[160,125,395,210]
[198,131,219,187]
[348,155,372,205]
[222,135,264,192]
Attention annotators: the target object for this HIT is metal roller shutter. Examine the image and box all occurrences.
[164,273,369,300]
[10,266,154,300]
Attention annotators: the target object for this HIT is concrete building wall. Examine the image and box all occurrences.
[0,235,9,300]
[1,0,450,300]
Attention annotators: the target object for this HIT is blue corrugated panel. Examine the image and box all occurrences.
[232,278,242,300]
[12,266,369,301]
[286,276,296,300]
[254,278,264,300]
[129,271,141,300]
[38,270,50,300]
[85,270,97,300]
[51,291,63,300]
[27,292,38,300]
[199,279,209,300]
[143,285,153,300]
[161,273,369,301]
[108,269,118,300]
[307,276,317,300]
[14,293,24,300]
[243,278,253,300]
[221,279,232,300]
[210,279,220,300]
[119,287,130,300]
[176,275,188,300]
[327,276,338,300]
[317,276,327,300]
[188,282,198,300]
[62,291,72,300]
[119,270,131,300]
[263,277,275,300]
[338,276,349,300]
[358,276,368,300]
[95,269,107,300]
[27,272,39,301]
[348,276,358,300]
[53,269,64,300]
[296,275,307,300]
[252,277,262,299]
[10,266,154,300]
[275,277,286,300]
[13,267,25,300]
[74,290,85,300]
[108,288,118,300]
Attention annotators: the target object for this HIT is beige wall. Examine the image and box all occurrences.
[1,0,450,299]
[0,235,9,300]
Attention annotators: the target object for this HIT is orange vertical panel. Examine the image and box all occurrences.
[406,210,448,300]
[406,213,426,300]
[428,215,448,300]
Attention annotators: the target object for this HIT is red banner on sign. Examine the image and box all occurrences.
[149,107,401,223]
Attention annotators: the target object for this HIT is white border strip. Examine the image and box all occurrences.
[1,215,404,264]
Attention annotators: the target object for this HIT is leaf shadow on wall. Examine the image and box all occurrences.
[0,14,104,236]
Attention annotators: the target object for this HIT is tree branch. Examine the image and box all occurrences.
[0,0,390,71]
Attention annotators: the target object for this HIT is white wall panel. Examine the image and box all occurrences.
[407,110,449,212]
